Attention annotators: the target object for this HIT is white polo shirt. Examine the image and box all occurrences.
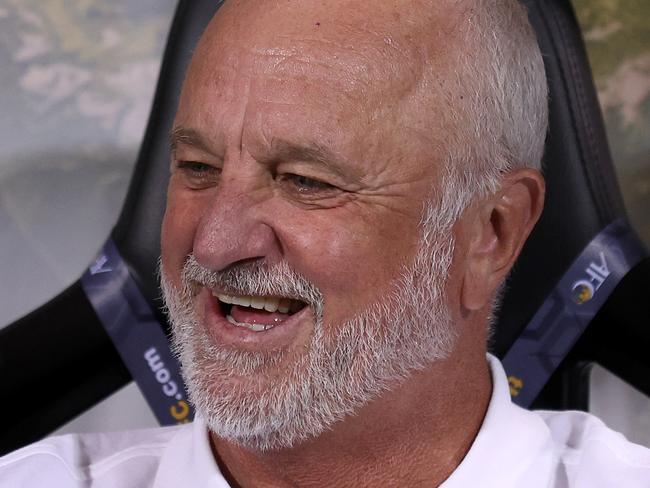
[2,356,649,487]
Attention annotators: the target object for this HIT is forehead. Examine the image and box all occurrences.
[188,6,429,99]
[176,0,463,166]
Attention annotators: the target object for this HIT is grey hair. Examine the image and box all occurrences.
[432,0,548,223]
[417,1,547,339]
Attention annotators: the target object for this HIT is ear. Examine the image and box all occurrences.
[460,169,545,311]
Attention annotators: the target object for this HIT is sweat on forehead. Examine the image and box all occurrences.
[177,0,473,167]
[194,0,465,94]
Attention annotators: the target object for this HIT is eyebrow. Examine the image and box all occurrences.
[169,128,360,182]
[169,127,215,154]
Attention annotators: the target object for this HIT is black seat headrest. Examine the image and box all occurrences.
[494,0,627,355]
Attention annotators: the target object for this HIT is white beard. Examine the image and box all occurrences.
[160,209,457,451]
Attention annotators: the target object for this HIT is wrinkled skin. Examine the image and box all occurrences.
[161,0,545,486]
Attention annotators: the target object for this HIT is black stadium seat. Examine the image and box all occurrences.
[1,0,648,455]
[499,0,650,409]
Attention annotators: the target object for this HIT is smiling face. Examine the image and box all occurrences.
[160,0,467,449]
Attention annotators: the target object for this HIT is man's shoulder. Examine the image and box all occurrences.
[0,424,187,487]
[535,409,650,486]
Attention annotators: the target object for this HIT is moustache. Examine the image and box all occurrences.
[180,255,324,312]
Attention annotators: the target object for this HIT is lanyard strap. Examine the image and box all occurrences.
[81,239,194,425]
[503,219,648,408]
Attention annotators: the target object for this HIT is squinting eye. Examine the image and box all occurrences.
[178,161,212,173]
[176,161,220,189]
[279,174,335,193]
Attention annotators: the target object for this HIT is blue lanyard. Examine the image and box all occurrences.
[503,219,648,407]
[81,239,194,425]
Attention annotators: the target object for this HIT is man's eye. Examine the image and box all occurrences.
[178,161,213,174]
[278,174,336,194]
[176,161,219,189]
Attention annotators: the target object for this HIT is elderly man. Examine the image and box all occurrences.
[2,0,650,486]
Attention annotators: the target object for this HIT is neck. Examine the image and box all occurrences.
[210,347,492,488]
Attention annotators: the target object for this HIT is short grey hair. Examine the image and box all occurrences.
[418,1,547,339]
[433,0,548,225]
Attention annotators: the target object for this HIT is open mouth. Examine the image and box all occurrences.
[212,291,307,332]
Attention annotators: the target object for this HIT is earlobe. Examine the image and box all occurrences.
[460,169,545,312]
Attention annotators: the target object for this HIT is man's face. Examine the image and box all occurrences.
[160,1,460,449]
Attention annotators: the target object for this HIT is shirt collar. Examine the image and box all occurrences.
[440,354,556,488]
[153,415,229,488]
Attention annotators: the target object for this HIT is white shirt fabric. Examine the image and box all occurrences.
[2,355,649,487]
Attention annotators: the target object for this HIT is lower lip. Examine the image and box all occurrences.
[197,288,313,352]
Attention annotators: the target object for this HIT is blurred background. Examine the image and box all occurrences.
[0,0,648,445]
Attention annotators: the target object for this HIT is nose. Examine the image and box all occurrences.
[192,173,279,271]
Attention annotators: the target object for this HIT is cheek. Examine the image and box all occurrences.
[275,207,421,318]
[161,189,203,285]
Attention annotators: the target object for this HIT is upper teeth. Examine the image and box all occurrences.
[213,292,301,314]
